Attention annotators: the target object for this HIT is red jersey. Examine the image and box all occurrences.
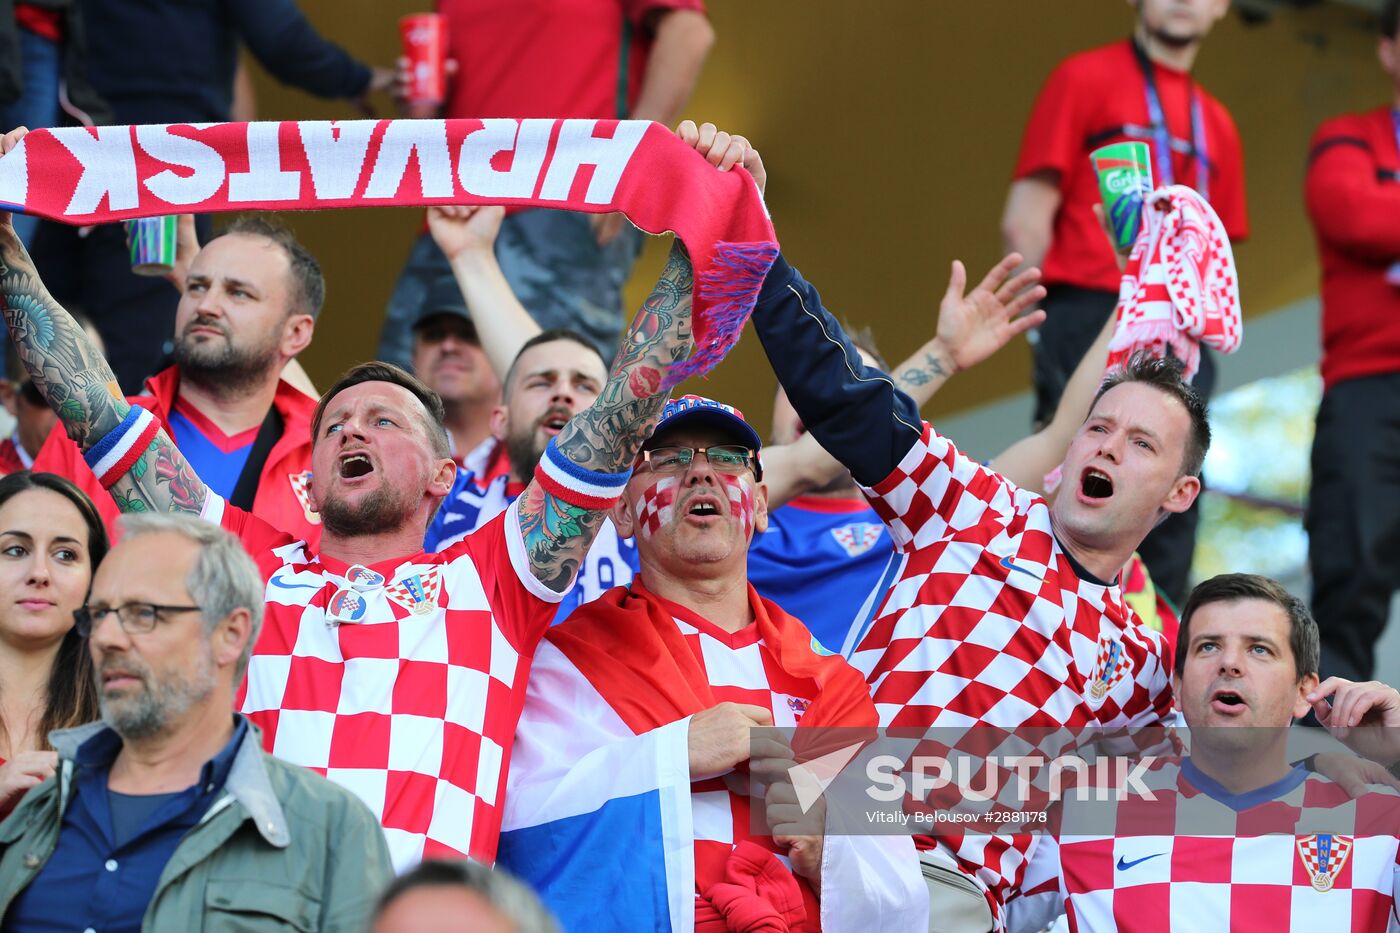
[1014,40,1248,293]
[1013,760,1400,933]
[850,423,1174,922]
[0,434,28,476]
[437,0,705,121]
[32,367,322,546]
[1304,107,1400,389]
[209,492,562,871]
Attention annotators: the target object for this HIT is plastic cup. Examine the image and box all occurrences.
[400,13,447,105]
[1091,142,1154,252]
[125,215,178,277]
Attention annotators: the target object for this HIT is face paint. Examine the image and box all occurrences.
[721,473,756,539]
[634,476,677,540]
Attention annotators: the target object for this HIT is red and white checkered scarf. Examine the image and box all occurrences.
[1105,185,1242,382]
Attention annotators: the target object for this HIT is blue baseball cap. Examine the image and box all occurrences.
[648,394,764,478]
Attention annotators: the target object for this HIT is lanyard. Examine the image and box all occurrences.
[1391,109,1400,162]
[1132,40,1209,198]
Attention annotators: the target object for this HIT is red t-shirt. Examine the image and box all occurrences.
[0,436,28,476]
[1014,40,1248,293]
[1304,107,1400,389]
[14,5,63,43]
[437,0,705,120]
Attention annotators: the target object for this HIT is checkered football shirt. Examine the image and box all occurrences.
[204,492,562,871]
[1011,759,1400,933]
[674,607,829,894]
[848,423,1174,917]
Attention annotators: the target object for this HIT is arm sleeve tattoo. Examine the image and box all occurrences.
[0,226,208,515]
[515,239,694,592]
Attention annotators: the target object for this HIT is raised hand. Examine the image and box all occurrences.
[0,126,28,230]
[935,252,1047,374]
[675,120,766,197]
[427,204,506,261]
[1309,677,1400,765]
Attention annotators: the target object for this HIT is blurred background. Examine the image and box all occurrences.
[248,0,1391,663]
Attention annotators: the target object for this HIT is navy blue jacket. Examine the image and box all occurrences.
[751,254,924,489]
[78,0,371,125]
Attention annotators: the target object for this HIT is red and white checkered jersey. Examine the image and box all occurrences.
[849,423,1174,917]
[674,608,825,895]
[203,492,561,871]
[1011,758,1400,932]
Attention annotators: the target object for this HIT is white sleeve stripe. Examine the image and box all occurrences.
[199,491,226,527]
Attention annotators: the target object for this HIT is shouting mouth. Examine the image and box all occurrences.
[339,452,375,479]
[1080,467,1114,500]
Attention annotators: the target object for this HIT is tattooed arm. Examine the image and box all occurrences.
[515,240,693,591]
[0,131,208,515]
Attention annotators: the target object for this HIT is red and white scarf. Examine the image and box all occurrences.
[0,119,778,385]
[1105,184,1242,382]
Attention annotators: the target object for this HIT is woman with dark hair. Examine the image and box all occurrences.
[0,471,107,816]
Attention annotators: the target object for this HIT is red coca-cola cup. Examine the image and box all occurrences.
[400,13,446,105]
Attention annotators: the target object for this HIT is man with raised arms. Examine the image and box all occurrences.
[717,133,1204,930]
[0,123,754,869]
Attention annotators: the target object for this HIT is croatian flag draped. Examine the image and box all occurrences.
[498,581,925,932]
[0,119,778,385]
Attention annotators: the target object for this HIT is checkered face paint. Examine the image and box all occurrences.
[634,476,678,540]
[721,473,756,540]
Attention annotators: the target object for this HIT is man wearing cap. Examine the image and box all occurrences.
[30,216,324,544]
[498,394,926,931]
[409,276,502,463]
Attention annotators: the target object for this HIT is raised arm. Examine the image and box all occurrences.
[760,258,1048,509]
[753,249,1044,489]
[515,239,693,591]
[0,129,209,516]
[426,204,542,380]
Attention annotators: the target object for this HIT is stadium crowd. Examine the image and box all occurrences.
[1,0,1400,931]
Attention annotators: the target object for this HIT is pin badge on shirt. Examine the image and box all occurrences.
[327,588,369,625]
[345,564,386,590]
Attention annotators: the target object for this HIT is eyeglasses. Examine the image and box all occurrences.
[638,445,756,475]
[74,602,203,638]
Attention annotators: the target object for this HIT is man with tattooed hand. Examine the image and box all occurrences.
[0,123,744,871]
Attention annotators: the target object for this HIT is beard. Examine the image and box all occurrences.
[174,318,282,395]
[319,481,419,537]
[97,648,215,741]
[504,405,571,478]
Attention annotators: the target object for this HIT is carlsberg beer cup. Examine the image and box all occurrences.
[1091,142,1153,252]
[125,215,178,277]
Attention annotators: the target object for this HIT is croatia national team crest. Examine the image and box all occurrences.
[1297,834,1353,891]
[1089,637,1131,700]
[386,568,442,615]
[830,522,883,558]
[288,471,321,525]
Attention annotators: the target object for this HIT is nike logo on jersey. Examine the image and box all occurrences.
[998,555,1043,581]
[268,575,320,592]
[1116,853,1164,871]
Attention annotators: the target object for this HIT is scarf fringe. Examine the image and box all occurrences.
[662,241,779,390]
[1106,318,1202,383]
